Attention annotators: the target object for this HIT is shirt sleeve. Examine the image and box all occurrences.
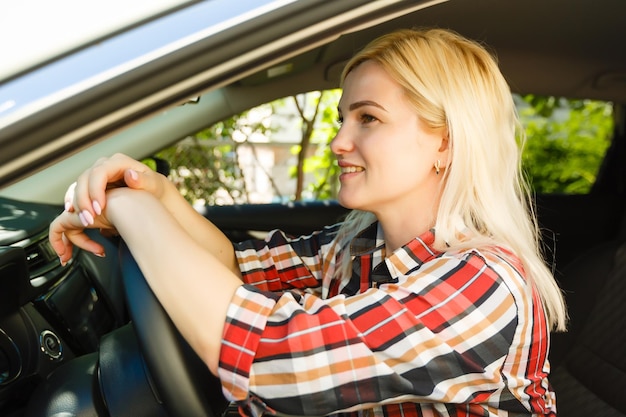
[232,224,341,293]
[218,248,548,416]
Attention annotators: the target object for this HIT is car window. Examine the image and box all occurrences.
[152,90,613,207]
[152,90,341,206]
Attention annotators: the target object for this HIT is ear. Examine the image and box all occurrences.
[437,131,451,168]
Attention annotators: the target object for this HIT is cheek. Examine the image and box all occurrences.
[375,145,438,188]
[387,161,431,185]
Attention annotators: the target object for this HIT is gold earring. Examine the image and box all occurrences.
[434,160,441,175]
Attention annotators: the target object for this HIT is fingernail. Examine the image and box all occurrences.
[59,257,67,267]
[79,210,94,226]
[78,212,88,227]
[128,169,138,181]
[64,201,72,211]
[82,210,94,225]
[92,200,102,215]
[94,252,106,258]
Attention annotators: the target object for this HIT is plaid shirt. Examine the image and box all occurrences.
[218,222,556,416]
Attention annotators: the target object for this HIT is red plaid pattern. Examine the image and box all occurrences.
[218,222,556,416]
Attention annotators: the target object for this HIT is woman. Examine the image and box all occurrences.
[50,28,567,416]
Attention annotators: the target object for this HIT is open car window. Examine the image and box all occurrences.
[152,91,614,207]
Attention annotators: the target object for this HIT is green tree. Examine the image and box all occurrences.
[520,95,613,194]
[155,106,273,205]
[288,90,341,200]
[154,91,341,205]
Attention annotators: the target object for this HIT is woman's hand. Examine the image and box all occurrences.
[65,153,169,223]
[54,153,169,264]
[49,206,116,265]
[56,153,239,276]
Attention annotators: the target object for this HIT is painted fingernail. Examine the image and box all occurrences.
[92,200,102,215]
[78,212,88,227]
[82,210,94,225]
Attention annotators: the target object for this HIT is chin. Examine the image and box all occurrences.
[336,193,353,209]
[337,194,367,211]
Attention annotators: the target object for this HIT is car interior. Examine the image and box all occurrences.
[1,0,625,416]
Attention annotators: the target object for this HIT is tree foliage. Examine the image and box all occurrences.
[287,90,341,200]
[519,95,613,194]
[154,106,272,205]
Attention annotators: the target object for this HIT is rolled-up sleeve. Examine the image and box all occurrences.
[233,225,341,293]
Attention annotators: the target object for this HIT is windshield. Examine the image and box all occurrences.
[0,0,195,82]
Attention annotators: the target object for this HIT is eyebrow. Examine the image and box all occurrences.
[347,100,388,112]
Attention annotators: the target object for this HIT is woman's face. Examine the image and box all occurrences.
[331,60,448,220]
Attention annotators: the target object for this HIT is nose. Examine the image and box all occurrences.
[330,126,354,156]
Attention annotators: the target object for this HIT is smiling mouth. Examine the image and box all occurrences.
[341,166,365,174]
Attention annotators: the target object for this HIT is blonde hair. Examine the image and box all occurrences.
[335,28,567,331]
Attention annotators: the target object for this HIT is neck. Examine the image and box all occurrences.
[377,207,436,253]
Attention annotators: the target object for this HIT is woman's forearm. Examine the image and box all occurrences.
[106,188,242,374]
[159,179,241,277]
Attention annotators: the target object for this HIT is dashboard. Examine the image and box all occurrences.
[0,197,126,415]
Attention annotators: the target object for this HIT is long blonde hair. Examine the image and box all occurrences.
[334,28,567,331]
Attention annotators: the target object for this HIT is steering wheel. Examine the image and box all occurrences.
[120,244,228,417]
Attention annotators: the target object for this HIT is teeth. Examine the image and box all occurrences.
[342,166,364,173]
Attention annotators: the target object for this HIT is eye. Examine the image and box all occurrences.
[336,115,344,126]
[359,113,377,124]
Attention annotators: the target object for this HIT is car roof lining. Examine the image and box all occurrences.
[235,0,626,102]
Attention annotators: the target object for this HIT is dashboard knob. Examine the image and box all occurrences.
[40,330,62,360]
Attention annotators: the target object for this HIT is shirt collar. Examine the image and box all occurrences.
[387,229,438,275]
[349,221,440,276]
[349,221,385,256]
